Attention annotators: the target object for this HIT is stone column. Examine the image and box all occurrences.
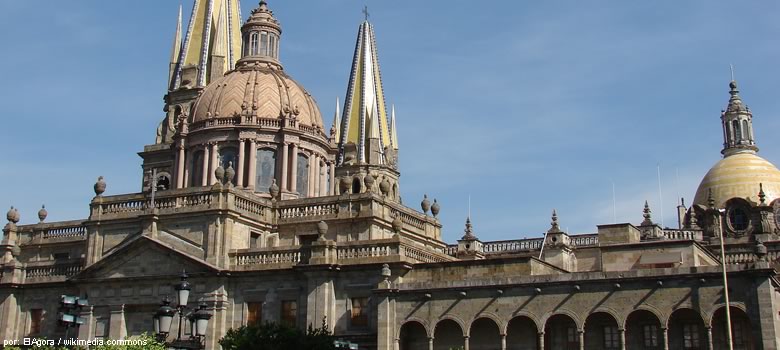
[237,139,245,187]
[500,333,507,350]
[308,154,316,197]
[183,150,190,188]
[280,143,289,191]
[247,140,257,191]
[78,305,95,340]
[578,330,585,350]
[394,339,399,350]
[464,336,470,350]
[175,145,185,189]
[313,155,320,196]
[706,326,714,350]
[290,144,298,193]
[428,337,434,350]
[329,162,336,195]
[319,161,327,196]
[210,143,219,185]
[662,327,669,350]
[619,328,626,350]
[201,145,210,187]
[538,332,544,350]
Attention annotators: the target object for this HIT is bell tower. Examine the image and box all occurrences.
[721,80,758,157]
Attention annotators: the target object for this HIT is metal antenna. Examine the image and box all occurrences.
[730,64,735,81]
[362,5,370,21]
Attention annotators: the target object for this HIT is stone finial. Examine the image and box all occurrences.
[756,239,768,261]
[421,194,431,215]
[37,205,47,223]
[224,162,236,185]
[707,188,716,209]
[215,165,225,184]
[317,220,328,236]
[392,215,403,234]
[364,173,375,192]
[269,178,280,199]
[547,209,561,234]
[6,207,20,224]
[431,199,440,218]
[641,201,653,226]
[339,176,351,194]
[381,263,391,281]
[759,183,767,205]
[379,179,390,196]
[461,217,477,240]
[94,176,106,196]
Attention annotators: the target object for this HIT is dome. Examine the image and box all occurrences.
[190,63,323,129]
[693,152,780,207]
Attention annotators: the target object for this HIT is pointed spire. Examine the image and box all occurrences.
[759,183,767,205]
[707,188,716,209]
[331,97,341,141]
[168,5,184,90]
[179,0,243,87]
[641,200,653,226]
[461,217,477,240]
[390,104,399,150]
[338,18,391,165]
[548,209,561,234]
[212,4,228,58]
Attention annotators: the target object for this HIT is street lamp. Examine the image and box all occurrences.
[154,270,210,350]
[59,295,88,343]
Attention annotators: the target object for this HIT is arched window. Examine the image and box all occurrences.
[742,119,750,142]
[733,120,741,142]
[352,178,361,194]
[250,32,259,55]
[728,207,749,231]
[260,31,268,56]
[191,151,204,186]
[255,148,277,193]
[269,34,276,58]
[296,154,309,197]
[219,147,238,183]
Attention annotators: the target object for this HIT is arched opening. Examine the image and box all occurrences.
[470,317,501,350]
[190,150,205,187]
[352,177,362,194]
[507,315,538,350]
[668,308,707,350]
[626,310,662,350]
[584,312,620,350]
[433,319,464,350]
[255,148,277,193]
[392,183,398,200]
[399,321,428,350]
[219,146,238,183]
[544,314,578,350]
[712,306,755,350]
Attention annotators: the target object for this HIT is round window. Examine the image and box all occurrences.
[728,207,749,231]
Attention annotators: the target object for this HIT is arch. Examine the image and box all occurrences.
[625,309,663,350]
[296,153,310,197]
[544,313,579,350]
[433,318,464,350]
[399,320,429,350]
[584,312,620,350]
[219,146,238,183]
[506,315,539,350]
[190,150,205,186]
[667,308,707,350]
[710,306,755,350]
[541,309,582,330]
[352,177,362,194]
[469,312,505,336]
[470,317,501,350]
[255,148,277,193]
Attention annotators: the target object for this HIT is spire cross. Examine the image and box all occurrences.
[362,5,370,21]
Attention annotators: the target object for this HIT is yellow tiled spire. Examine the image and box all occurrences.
[168,5,183,90]
[338,19,392,164]
[174,0,242,88]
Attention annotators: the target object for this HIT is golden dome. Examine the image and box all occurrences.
[693,152,780,207]
[190,64,323,128]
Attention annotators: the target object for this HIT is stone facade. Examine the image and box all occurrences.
[3,2,780,350]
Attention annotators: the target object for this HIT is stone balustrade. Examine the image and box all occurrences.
[234,247,302,268]
[571,234,599,247]
[190,116,326,139]
[24,261,83,283]
[663,229,703,241]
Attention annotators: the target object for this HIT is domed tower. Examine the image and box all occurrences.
[334,14,402,202]
[689,80,780,239]
[163,1,333,200]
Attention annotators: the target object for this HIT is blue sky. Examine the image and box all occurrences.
[1,1,779,243]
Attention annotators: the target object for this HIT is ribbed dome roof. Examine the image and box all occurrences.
[190,63,323,128]
[693,152,780,207]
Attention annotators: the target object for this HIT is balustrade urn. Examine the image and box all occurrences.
[270,179,280,199]
[37,205,47,223]
[364,173,375,192]
[6,207,19,224]
[317,220,328,237]
[224,162,236,185]
[215,165,225,184]
[421,194,431,215]
[380,178,390,195]
[392,216,403,233]
[339,176,350,194]
[94,176,107,196]
[431,199,440,218]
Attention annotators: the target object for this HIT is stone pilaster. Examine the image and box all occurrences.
[237,139,245,187]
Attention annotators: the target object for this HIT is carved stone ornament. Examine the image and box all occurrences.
[6,206,20,224]
[37,205,47,223]
[392,215,403,233]
[340,176,351,194]
[270,178,280,199]
[379,179,390,196]
[431,199,440,218]
[317,220,328,236]
[421,194,431,215]
[94,176,107,196]
[215,165,226,184]
[364,173,375,192]
[224,161,236,185]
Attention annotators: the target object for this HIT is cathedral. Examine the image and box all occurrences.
[3,1,780,349]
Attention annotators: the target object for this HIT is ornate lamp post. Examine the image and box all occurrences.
[59,295,88,343]
[154,270,210,349]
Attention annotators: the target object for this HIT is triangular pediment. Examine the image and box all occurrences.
[74,235,219,281]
